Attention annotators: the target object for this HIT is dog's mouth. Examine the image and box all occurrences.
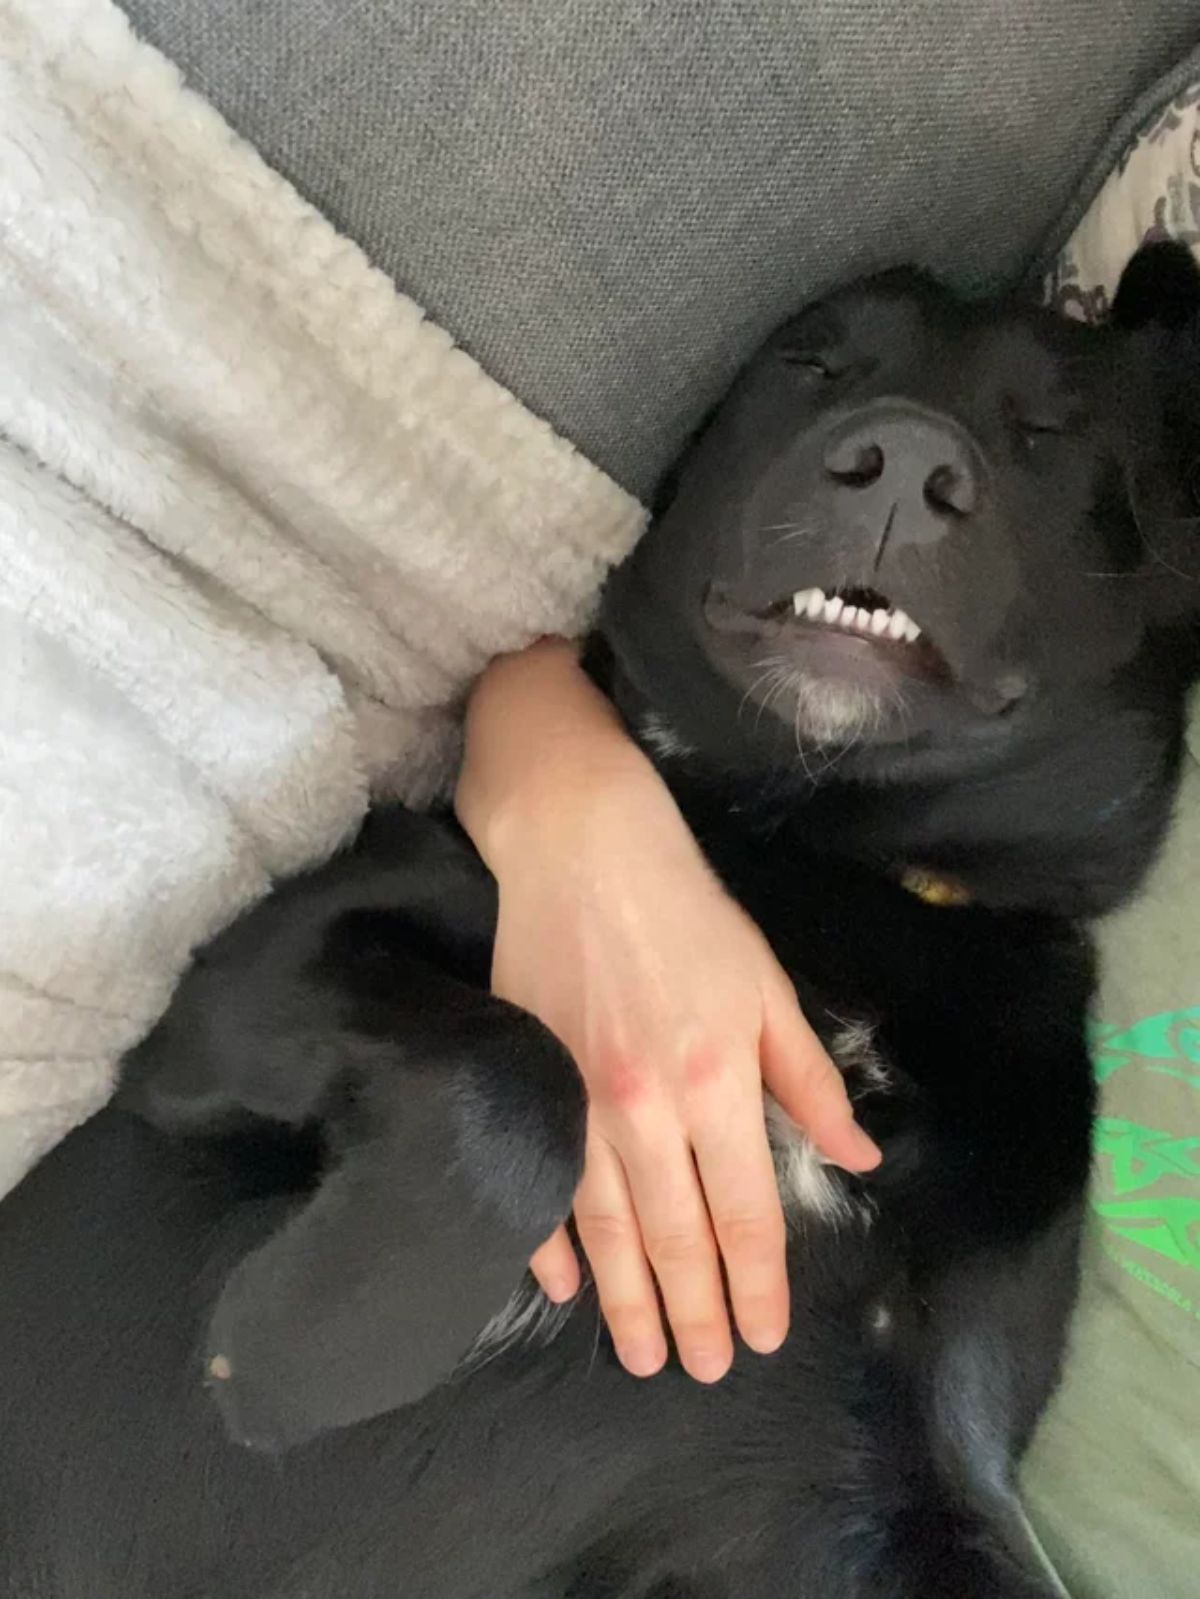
[704,582,950,682]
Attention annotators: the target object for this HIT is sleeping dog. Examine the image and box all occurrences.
[1,242,1198,1599]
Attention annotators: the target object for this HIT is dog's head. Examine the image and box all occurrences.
[602,243,1200,911]
[604,242,1200,775]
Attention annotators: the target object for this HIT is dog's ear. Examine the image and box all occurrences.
[1110,242,1200,624]
[1110,238,1200,331]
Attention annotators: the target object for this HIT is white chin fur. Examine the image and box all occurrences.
[786,674,888,746]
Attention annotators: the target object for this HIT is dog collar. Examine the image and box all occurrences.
[898,867,973,908]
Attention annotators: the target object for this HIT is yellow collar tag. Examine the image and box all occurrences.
[898,867,973,908]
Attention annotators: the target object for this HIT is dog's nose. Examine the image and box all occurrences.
[822,407,978,546]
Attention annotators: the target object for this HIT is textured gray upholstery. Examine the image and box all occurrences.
[120,0,1200,498]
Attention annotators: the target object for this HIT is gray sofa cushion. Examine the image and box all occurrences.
[119,0,1200,500]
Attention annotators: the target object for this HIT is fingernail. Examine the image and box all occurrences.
[541,1277,576,1304]
[840,1121,882,1171]
[689,1350,732,1384]
[744,1327,786,1356]
[621,1343,666,1378]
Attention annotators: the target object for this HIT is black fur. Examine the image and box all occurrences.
[2,243,1199,1599]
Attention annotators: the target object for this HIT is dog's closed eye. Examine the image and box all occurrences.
[1005,393,1086,448]
[780,350,836,378]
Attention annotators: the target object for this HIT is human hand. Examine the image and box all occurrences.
[457,641,880,1383]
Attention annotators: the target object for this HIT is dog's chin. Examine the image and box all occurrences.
[751,666,894,748]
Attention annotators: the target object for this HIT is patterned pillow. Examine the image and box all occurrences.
[1046,82,1200,322]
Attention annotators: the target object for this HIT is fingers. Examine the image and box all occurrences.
[529,1226,581,1304]
[573,1134,669,1378]
[568,984,880,1387]
[607,1129,734,1384]
[760,987,881,1173]
[538,1118,758,1384]
[690,1087,789,1356]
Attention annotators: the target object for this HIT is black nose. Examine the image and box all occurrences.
[822,406,978,546]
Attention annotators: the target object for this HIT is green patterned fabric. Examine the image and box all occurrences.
[1022,699,1200,1599]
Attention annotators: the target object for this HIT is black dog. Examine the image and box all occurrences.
[2,243,1198,1599]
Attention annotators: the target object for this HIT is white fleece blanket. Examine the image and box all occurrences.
[0,0,644,1196]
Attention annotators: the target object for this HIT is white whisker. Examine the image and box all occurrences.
[1124,472,1200,584]
[766,526,819,551]
[738,661,782,724]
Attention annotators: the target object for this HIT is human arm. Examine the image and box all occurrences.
[456,638,880,1381]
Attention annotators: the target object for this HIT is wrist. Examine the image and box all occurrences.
[465,725,659,872]
[455,639,658,869]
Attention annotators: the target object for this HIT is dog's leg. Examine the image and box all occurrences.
[874,1210,1082,1599]
[119,811,586,1452]
[878,984,1094,1599]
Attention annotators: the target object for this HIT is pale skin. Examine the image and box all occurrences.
[455,638,881,1384]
